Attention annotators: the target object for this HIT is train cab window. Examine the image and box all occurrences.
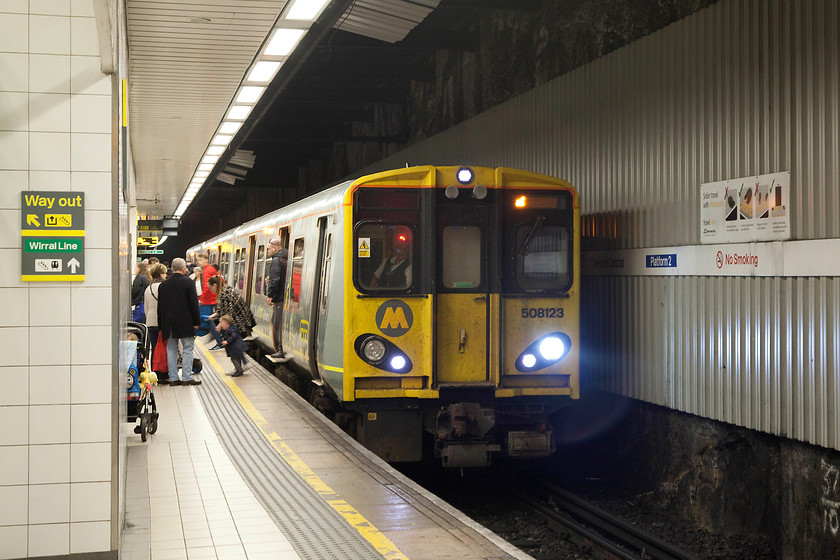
[442,226,481,289]
[355,223,414,292]
[255,245,265,295]
[515,225,570,291]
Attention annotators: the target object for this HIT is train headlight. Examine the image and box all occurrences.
[354,334,413,373]
[515,332,572,372]
[539,336,565,360]
[362,337,386,363]
[456,167,474,184]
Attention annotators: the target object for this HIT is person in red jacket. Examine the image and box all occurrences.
[196,253,218,334]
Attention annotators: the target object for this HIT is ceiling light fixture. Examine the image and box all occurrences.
[265,28,305,56]
[246,60,282,83]
[286,0,330,21]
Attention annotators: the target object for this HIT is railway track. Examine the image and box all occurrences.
[518,482,701,560]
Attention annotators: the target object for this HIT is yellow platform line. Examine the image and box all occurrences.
[199,342,408,560]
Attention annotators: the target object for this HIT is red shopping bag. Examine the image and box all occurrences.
[152,332,168,373]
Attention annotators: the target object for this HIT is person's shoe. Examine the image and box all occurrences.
[158,378,170,384]
[210,345,222,351]
[267,351,290,363]
[169,380,183,386]
[184,379,202,385]
[231,371,244,377]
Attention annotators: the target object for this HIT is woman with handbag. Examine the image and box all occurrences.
[206,275,256,349]
[143,263,169,382]
[131,262,151,322]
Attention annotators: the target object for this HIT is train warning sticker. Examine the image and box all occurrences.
[358,238,370,258]
[376,299,413,337]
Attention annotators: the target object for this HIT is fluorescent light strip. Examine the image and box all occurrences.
[226,105,252,121]
[246,60,282,83]
[201,155,219,164]
[219,121,242,135]
[265,28,305,56]
[236,86,264,104]
[212,134,233,146]
[286,0,330,21]
[207,145,225,156]
[198,163,213,171]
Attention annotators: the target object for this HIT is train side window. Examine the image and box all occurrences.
[355,223,413,292]
[237,246,247,291]
[233,248,241,289]
[255,245,265,295]
[290,238,303,305]
[320,234,332,314]
[442,226,481,289]
[515,225,570,291]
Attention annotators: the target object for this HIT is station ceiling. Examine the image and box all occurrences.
[126,0,715,252]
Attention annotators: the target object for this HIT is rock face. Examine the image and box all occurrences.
[551,393,840,559]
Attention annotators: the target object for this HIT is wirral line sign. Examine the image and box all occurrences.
[21,191,85,281]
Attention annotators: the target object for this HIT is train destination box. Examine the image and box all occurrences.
[21,191,85,281]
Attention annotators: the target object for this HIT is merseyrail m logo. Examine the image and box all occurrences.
[375,299,413,337]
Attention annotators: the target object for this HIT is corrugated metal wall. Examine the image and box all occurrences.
[367,0,840,450]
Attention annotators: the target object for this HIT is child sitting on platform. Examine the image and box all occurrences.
[217,314,248,377]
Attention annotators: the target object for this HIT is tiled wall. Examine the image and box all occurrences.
[0,0,115,557]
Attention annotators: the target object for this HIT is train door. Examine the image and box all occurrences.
[244,235,256,306]
[435,203,492,385]
[308,216,330,382]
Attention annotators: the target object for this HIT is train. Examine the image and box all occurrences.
[187,165,580,467]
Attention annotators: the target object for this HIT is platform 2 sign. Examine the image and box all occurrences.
[21,191,85,281]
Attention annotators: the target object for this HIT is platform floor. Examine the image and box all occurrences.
[122,336,529,560]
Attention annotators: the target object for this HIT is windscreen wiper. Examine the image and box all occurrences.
[519,216,545,255]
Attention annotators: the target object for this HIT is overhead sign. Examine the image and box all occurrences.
[138,219,163,236]
[700,171,790,244]
[21,191,85,281]
[138,249,163,255]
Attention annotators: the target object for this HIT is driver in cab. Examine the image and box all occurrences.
[370,234,412,289]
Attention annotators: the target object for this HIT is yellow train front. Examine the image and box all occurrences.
[340,166,580,467]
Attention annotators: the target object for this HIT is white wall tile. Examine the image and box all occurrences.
[0,172,27,207]
[70,441,110,482]
[72,171,111,210]
[0,250,26,287]
[29,286,71,326]
[31,54,71,93]
[0,131,29,171]
[70,364,110,404]
[29,170,70,189]
[0,288,28,327]
[71,0,95,17]
[30,15,70,55]
[0,445,29,486]
[30,326,71,365]
[71,94,110,133]
[0,14,28,53]
[30,483,70,523]
[70,55,109,95]
[70,132,110,171]
[30,92,71,132]
[84,209,111,250]
[71,286,110,325]
[70,481,109,521]
[0,486,28,525]
[29,404,70,444]
[31,0,71,16]
[1,1,28,14]
[0,366,29,406]
[30,131,70,171]
[70,16,98,56]
[82,248,111,287]
[0,328,29,367]
[0,53,28,92]
[0,209,20,249]
[28,522,69,557]
[30,365,67,405]
[71,325,110,364]
[70,521,110,554]
[29,443,70,483]
[0,92,28,131]
[0,408,29,445]
[0,526,27,560]
[71,403,110,443]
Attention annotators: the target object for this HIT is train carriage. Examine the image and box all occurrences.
[188,165,580,467]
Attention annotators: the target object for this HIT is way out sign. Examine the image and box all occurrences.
[21,191,85,281]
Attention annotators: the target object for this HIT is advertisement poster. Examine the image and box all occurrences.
[700,171,790,244]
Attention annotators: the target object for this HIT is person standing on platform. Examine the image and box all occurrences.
[158,258,202,386]
[143,263,168,381]
[265,238,289,361]
[131,262,151,322]
[196,253,218,319]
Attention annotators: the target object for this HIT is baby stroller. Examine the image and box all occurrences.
[126,322,159,441]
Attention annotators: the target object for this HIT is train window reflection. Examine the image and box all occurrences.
[442,226,481,289]
[356,223,413,292]
[516,225,569,291]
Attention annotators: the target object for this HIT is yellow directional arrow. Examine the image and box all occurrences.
[27,214,40,227]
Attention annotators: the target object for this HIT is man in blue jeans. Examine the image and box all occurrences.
[157,257,202,385]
